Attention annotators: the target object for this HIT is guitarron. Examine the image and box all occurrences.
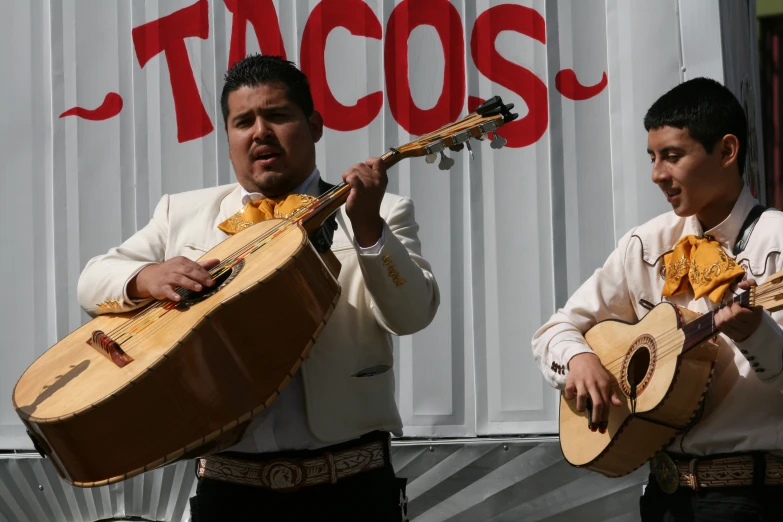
[559,271,783,477]
[13,97,517,487]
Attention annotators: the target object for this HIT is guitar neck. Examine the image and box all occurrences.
[681,292,749,353]
[679,270,783,353]
[297,149,406,234]
[293,96,518,234]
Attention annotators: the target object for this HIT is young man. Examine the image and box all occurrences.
[532,77,783,520]
[78,55,439,521]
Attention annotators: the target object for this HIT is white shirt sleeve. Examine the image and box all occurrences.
[531,228,640,389]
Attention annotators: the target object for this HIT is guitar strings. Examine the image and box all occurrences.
[642,284,783,369]
[105,183,348,344]
[117,218,309,351]
[115,182,353,346]
[113,184,354,348]
[594,283,783,377]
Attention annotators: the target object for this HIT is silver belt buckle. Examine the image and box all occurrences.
[650,452,680,494]
[261,459,306,492]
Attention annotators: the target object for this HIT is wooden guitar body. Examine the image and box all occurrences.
[559,303,719,477]
[13,220,340,487]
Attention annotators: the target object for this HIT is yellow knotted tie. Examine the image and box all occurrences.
[217,193,317,235]
[661,235,745,303]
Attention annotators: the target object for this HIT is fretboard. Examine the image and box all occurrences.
[681,291,750,353]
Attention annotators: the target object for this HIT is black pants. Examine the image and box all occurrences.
[189,432,407,522]
[640,473,783,522]
[190,463,406,521]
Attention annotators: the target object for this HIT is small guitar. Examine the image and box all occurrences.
[559,271,783,477]
[13,97,517,487]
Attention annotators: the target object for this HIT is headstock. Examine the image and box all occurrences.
[381,96,518,170]
[751,269,783,312]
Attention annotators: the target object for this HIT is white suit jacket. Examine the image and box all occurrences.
[77,179,439,444]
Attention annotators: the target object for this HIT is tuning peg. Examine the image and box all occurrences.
[438,151,455,170]
[425,153,437,164]
[490,132,507,149]
[465,140,474,160]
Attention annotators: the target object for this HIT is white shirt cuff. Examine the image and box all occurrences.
[354,227,386,255]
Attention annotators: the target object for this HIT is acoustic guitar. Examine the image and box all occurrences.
[559,271,783,477]
[13,97,517,487]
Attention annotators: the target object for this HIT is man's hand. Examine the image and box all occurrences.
[715,279,763,342]
[128,257,219,301]
[564,352,622,433]
[342,157,388,247]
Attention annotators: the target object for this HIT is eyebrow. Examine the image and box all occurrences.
[231,105,290,125]
[231,111,251,125]
[647,146,686,155]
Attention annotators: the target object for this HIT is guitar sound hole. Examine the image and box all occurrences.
[621,334,657,397]
[178,260,243,308]
[628,347,651,389]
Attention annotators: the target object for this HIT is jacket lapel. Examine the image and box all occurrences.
[203,184,243,247]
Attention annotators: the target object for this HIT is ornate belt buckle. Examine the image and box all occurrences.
[261,459,306,492]
[650,452,680,494]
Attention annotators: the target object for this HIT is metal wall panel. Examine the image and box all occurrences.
[0,441,647,522]
[0,0,763,450]
[719,0,767,204]
[473,0,557,435]
[0,0,57,450]
[0,455,196,522]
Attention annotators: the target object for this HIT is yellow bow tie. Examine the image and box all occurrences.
[661,235,744,303]
[217,193,317,235]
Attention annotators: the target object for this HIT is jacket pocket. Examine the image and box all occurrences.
[182,242,209,261]
[353,364,392,378]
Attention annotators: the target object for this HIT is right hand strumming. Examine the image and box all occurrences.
[127,257,220,301]
[563,352,622,433]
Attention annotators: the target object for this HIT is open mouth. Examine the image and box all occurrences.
[664,189,680,202]
[253,147,282,163]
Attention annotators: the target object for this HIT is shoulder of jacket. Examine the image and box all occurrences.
[735,209,783,275]
[758,207,783,224]
[166,183,239,205]
[629,211,686,265]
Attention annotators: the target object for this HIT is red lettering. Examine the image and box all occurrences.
[555,70,608,100]
[300,0,382,131]
[470,4,548,148]
[132,0,213,143]
[384,0,465,136]
[224,0,286,69]
[60,92,123,121]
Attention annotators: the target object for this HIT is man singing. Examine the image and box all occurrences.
[78,54,439,521]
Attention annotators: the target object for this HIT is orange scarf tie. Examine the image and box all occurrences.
[661,235,745,303]
[217,193,317,235]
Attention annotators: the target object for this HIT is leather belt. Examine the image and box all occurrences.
[197,439,387,492]
[651,452,783,493]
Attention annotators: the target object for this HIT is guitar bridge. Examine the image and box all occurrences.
[87,330,134,368]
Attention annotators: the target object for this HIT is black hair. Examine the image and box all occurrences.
[220,54,314,126]
[644,77,747,176]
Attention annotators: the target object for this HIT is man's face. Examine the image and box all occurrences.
[647,126,738,228]
[226,83,323,198]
